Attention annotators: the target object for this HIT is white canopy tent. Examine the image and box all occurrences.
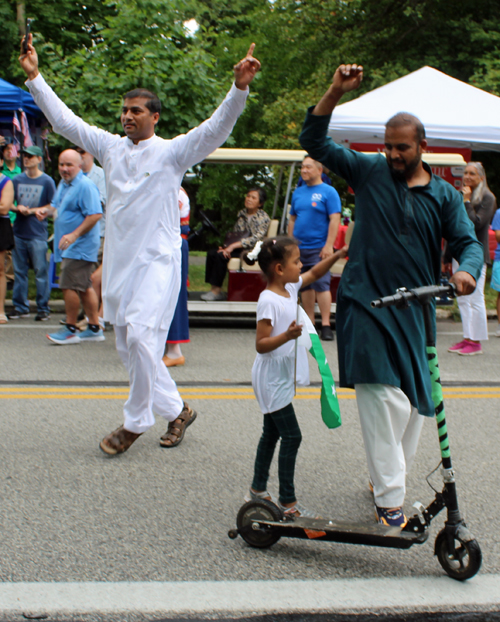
[328,67,500,152]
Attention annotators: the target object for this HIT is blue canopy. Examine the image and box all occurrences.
[0,78,43,118]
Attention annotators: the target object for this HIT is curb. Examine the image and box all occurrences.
[0,576,499,620]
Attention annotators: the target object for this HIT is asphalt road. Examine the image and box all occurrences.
[1,317,500,620]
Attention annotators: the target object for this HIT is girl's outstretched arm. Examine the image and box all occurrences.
[256,319,302,354]
[301,245,348,289]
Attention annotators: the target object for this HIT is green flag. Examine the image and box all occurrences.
[297,307,342,429]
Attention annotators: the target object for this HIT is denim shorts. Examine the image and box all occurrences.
[299,247,331,292]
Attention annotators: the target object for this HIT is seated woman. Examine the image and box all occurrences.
[201,188,270,301]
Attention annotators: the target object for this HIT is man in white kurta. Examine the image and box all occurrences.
[20,36,261,455]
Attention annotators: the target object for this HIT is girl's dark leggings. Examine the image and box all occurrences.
[251,402,302,505]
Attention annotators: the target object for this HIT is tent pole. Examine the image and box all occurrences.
[271,165,284,219]
[279,162,296,233]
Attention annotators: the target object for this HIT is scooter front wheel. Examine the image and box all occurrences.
[435,528,482,580]
[236,500,283,549]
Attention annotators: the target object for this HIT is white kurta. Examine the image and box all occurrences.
[27,74,248,329]
[252,278,310,415]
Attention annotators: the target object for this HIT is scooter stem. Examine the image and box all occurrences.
[421,300,462,525]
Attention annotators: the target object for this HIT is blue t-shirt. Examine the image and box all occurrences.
[12,172,56,241]
[491,209,500,262]
[290,182,341,249]
[52,171,102,263]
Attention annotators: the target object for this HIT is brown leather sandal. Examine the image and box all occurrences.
[100,425,142,455]
[159,403,197,448]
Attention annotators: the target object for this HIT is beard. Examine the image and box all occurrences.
[388,151,421,180]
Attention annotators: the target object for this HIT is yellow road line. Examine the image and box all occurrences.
[0,387,499,400]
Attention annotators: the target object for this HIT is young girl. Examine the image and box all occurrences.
[244,235,348,518]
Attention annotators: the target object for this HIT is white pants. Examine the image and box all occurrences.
[355,384,424,508]
[115,324,184,434]
[453,260,488,342]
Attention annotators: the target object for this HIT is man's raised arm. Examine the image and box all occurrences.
[171,43,261,172]
[299,64,371,188]
[19,34,114,163]
[311,64,363,117]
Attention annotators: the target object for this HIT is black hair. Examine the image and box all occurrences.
[385,112,426,143]
[242,235,298,279]
[123,88,161,115]
[248,187,267,206]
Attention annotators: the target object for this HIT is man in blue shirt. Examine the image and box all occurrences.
[9,145,56,321]
[288,156,341,340]
[36,149,103,344]
[490,208,500,337]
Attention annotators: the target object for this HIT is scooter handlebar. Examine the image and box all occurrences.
[371,283,456,309]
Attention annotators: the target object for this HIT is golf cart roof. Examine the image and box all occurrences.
[204,148,467,167]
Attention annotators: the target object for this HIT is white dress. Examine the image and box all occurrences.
[252,278,310,414]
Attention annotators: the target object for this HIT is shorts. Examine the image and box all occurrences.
[0,217,14,251]
[491,261,500,292]
[299,247,331,292]
[59,258,95,292]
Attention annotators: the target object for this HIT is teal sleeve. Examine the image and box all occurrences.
[299,107,377,190]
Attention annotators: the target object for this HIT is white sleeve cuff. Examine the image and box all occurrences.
[25,72,46,92]
[230,82,250,100]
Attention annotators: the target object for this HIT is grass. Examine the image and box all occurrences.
[188,264,211,292]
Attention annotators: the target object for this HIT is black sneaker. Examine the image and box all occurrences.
[7,309,30,320]
[35,311,50,321]
[321,325,334,341]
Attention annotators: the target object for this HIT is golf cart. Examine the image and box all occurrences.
[188,149,467,316]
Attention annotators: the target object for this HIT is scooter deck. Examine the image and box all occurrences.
[255,516,429,549]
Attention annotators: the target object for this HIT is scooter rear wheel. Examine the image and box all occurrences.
[435,528,482,580]
[236,500,283,549]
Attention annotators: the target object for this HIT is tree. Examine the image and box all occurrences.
[2,0,118,85]
[31,0,224,141]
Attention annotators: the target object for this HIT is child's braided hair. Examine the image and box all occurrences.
[242,235,299,279]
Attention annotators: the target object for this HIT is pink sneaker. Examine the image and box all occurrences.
[448,340,467,353]
[458,342,483,356]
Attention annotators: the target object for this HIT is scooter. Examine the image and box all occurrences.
[228,283,482,581]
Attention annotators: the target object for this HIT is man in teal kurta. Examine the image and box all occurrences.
[300,63,483,527]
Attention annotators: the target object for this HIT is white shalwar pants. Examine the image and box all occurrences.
[355,384,424,508]
[453,260,488,342]
[115,324,184,434]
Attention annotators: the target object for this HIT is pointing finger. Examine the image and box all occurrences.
[246,42,256,58]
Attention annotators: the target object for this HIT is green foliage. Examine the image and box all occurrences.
[34,0,223,142]
[3,0,118,85]
[4,0,500,230]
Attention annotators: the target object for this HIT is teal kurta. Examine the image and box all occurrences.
[300,109,483,416]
